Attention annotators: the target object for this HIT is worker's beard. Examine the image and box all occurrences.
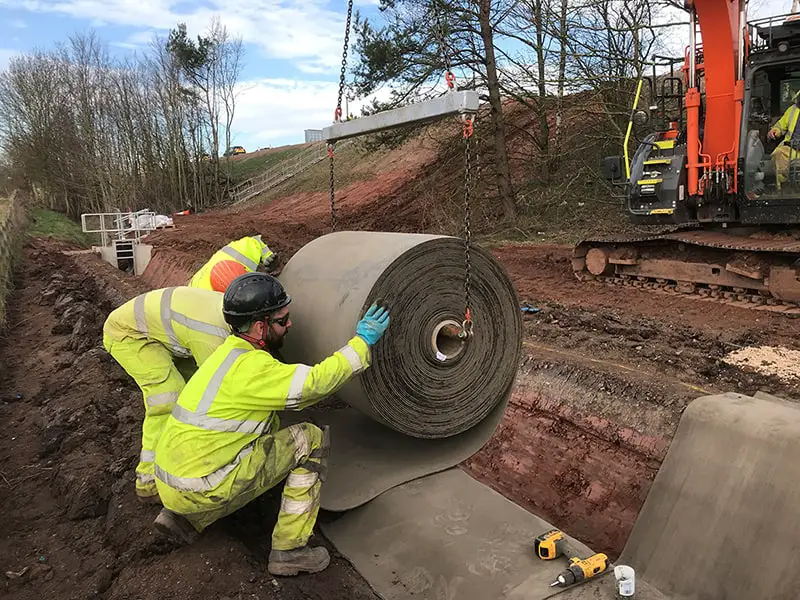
[266,328,286,352]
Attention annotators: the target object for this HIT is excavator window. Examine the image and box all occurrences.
[744,64,800,200]
[779,77,800,112]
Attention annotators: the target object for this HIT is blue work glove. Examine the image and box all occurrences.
[356,304,390,346]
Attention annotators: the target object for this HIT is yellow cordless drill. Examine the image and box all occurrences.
[534,529,608,588]
[549,553,609,587]
[534,529,569,560]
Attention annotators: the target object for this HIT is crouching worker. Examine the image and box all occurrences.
[189,234,276,292]
[152,273,390,576]
[103,287,233,502]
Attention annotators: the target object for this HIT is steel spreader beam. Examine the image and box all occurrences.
[323,90,480,143]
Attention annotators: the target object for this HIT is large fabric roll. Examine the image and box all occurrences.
[279,231,522,439]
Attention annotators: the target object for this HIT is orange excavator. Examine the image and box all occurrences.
[574,1,800,311]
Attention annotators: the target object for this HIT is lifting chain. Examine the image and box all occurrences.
[460,116,474,339]
[329,0,354,232]
[431,0,472,336]
[431,0,455,89]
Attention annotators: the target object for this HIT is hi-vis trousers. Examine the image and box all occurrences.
[155,422,328,551]
[103,334,186,499]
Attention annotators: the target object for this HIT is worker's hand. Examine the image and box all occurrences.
[768,129,780,140]
[356,304,390,346]
[261,245,275,268]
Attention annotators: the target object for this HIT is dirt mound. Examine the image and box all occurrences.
[0,240,376,600]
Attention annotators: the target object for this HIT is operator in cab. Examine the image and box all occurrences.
[767,90,800,189]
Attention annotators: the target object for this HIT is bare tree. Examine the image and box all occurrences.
[353,0,518,221]
[0,22,245,218]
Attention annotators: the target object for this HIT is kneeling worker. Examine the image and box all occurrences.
[189,234,276,292]
[103,286,234,502]
[153,273,390,576]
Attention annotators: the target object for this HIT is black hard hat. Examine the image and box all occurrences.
[222,272,291,330]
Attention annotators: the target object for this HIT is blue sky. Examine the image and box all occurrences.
[0,0,384,149]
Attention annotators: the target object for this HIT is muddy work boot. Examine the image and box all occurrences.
[136,491,162,505]
[268,546,330,576]
[153,508,200,545]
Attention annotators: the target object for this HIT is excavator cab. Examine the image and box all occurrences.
[741,16,800,216]
[606,11,800,226]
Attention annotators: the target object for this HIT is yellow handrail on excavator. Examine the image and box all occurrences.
[624,79,644,180]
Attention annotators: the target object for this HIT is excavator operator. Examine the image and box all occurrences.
[767,90,800,188]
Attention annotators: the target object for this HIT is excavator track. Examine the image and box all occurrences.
[573,228,800,314]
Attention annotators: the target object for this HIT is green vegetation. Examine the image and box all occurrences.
[245,141,378,206]
[27,209,93,246]
[227,145,308,181]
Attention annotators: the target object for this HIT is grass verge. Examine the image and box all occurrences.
[228,145,309,182]
[27,209,94,247]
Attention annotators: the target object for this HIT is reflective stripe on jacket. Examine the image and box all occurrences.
[188,236,273,291]
[103,287,230,365]
[154,334,370,491]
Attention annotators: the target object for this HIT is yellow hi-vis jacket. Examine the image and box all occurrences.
[103,287,230,365]
[188,236,274,291]
[771,101,800,144]
[154,335,370,493]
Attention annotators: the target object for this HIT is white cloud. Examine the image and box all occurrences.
[230,77,391,146]
[10,18,27,28]
[7,0,349,72]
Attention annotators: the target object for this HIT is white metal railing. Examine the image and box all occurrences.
[231,140,353,204]
[81,209,160,247]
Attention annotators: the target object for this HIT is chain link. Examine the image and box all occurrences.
[328,145,336,231]
[336,0,354,119]
[431,0,453,81]
[460,118,474,338]
[330,0,354,232]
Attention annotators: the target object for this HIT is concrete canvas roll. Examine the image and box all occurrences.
[279,231,522,509]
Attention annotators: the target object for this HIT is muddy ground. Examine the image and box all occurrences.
[3,229,799,600]
[139,223,800,562]
[4,237,797,600]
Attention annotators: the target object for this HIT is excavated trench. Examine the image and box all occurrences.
[2,238,797,599]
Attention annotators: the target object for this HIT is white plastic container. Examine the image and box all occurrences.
[614,565,636,597]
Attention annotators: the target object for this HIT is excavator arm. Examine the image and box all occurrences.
[685,0,747,196]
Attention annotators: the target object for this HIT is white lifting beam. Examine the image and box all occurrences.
[323,90,480,143]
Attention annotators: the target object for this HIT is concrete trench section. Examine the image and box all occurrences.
[3,235,800,600]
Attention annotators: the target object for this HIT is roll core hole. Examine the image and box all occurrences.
[431,320,466,361]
